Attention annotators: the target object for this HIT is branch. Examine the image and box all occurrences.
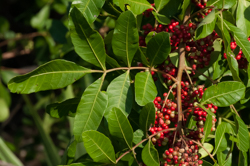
[161,82,177,112]
[0,32,47,47]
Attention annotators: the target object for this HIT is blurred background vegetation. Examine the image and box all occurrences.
[0,0,105,165]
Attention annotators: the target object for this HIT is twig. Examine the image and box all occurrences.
[186,66,217,84]
[0,32,47,47]
[230,105,240,117]
[116,128,176,163]
[184,67,194,87]
[183,6,214,25]
[185,138,217,163]
[161,82,178,112]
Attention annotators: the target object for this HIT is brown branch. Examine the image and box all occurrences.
[0,32,47,47]
[184,68,194,87]
[116,128,176,163]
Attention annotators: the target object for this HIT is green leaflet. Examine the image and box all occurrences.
[82,130,116,164]
[135,71,157,106]
[74,77,108,142]
[112,10,139,67]
[70,7,106,70]
[71,0,105,24]
[8,59,90,94]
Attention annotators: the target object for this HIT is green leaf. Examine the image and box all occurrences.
[201,81,246,107]
[155,0,169,12]
[197,103,215,116]
[8,60,90,94]
[217,148,232,166]
[0,99,9,122]
[158,0,182,17]
[70,7,106,70]
[179,0,191,21]
[46,98,80,118]
[106,55,121,68]
[239,151,248,166]
[195,9,218,40]
[216,20,241,81]
[108,107,134,148]
[213,122,232,155]
[207,0,237,9]
[133,129,144,148]
[82,130,116,164]
[71,0,105,24]
[0,137,23,166]
[202,115,213,144]
[236,0,250,37]
[152,12,170,25]
[135,71,157,106]
[49,19,68,44]
[74,78,108,141]
[145,31,157,45]
[139,102,156,136]
[141,141,159,166]
[31,5,50,29]
[169,52,189,68]
[222,18,250,63]
[202,160,213,166]
[112,10,139,67]
[236,115,249,152]
[199,143,214,159]
[222,10,235,24]
[0,82,11,107]
[106,71,133,117]
[146,32,171,66]
[113,0,152,15]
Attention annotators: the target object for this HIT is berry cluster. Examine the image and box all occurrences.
[162,141,203,166]
[223,39,249,69]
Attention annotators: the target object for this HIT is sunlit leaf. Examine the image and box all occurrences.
[135,71,157,106]
[71,0,105,24]
[108,107,134,148]
[139,102,156,136]
[70,7,106,70]
[82,130,116,164]
[8,60,90,94]
[236,115,249,152]
[74,77,108,141]
[201,81,246,107]
[106,71,133,117]
[146,32,171,66]
[112,10,139,67]
[141,141,159,166]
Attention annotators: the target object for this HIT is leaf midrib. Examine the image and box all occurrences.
[87,135,115,163]
[78,21,105,70]
[114,110,132,149]
[201,86,245,105]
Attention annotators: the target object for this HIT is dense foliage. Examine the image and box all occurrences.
[1,0,250,165]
